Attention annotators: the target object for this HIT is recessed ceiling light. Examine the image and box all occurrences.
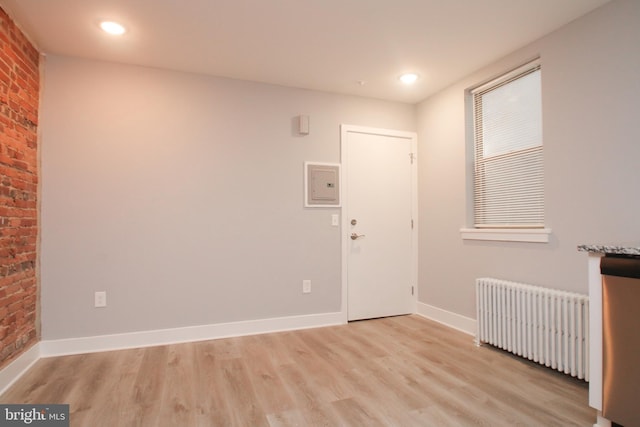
[100,21,126,35]
[399,73,419,85]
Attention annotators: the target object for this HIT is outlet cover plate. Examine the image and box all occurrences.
[95,291,107,308]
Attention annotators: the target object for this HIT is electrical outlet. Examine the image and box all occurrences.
[94,291,107,308]
[302,280,311,294]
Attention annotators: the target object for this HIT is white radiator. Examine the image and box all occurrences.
[476,278,589,381]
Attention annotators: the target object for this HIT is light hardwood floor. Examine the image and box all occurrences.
[1,315,594,426]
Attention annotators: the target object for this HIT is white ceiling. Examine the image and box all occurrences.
[1,0,610,103]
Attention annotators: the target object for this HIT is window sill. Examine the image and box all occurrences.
[460,228,551,243]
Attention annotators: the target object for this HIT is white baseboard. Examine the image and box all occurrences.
[593,412,612,427]
[40,311,344,358]
[0,344,41,396]
[416,302,476,336]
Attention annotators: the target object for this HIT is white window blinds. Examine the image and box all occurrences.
[472,61,543,228]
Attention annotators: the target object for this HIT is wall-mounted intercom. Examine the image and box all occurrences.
[304,162,341,207]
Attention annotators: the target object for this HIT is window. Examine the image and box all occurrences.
[461,59,550,242]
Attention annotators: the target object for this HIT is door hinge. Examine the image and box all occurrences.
[411,219,414,229]
[411,286,414,296]
[409,153,416,164]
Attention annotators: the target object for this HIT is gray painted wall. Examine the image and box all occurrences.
[41,0,639,340]
[417,0,640,319]
[40,56,415,339]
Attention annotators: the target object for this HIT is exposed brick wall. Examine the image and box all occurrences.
[0,7,40,369]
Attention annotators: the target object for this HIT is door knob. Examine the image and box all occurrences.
[351,233,366,240]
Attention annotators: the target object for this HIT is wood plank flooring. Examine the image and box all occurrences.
[0,315,595,426]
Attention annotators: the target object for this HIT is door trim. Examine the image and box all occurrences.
[340,125,418,323]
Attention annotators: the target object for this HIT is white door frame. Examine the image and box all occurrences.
[340,124,418,323]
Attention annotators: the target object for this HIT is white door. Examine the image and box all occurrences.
[341,125,417,321]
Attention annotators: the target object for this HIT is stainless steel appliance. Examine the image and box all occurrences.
[600,255,640,427]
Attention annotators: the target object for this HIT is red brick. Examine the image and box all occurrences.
[0,5,39,370]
